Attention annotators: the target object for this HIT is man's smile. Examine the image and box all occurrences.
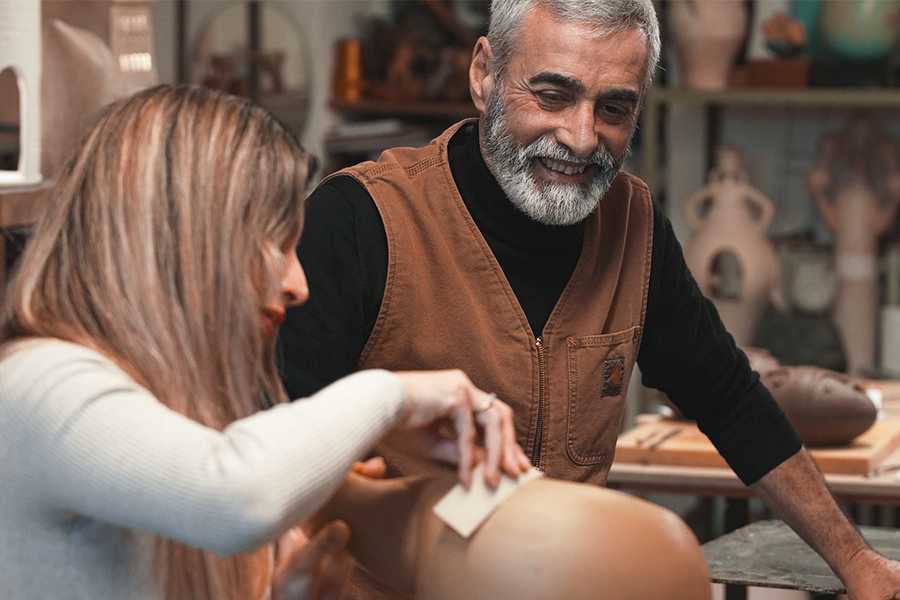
[534,156,596,183]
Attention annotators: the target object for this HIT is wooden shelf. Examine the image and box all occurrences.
[639,86,900,197]
[330,97,477,120]
[649,86,900,107]
[0,183,47,228]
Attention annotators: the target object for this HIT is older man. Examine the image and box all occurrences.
[281,1,900,597]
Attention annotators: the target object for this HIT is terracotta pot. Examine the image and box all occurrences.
[666,0,748,89]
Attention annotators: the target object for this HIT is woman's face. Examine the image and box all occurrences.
[262,233,307,340]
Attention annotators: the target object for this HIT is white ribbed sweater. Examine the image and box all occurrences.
[0,339,407,600]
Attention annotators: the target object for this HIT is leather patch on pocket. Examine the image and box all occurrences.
[602,357,625,397]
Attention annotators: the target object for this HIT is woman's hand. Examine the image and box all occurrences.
[271,520,355,600]
[390,369,531,488]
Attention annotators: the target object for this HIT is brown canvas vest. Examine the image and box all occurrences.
[332,120,653,485]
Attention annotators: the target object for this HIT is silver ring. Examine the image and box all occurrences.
[476,392,497,414]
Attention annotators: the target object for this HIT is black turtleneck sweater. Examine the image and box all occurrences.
[278,121,801,485]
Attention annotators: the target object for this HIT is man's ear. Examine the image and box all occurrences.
[469,36,494,115]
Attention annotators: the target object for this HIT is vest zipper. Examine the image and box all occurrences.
[531,336,546,467]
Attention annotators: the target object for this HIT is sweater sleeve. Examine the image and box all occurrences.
[0,340,407,556]
[637,200,802,485]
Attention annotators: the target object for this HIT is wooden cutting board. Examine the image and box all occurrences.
[615,417,900,475]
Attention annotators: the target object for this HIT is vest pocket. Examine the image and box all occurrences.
[566,326,642,466]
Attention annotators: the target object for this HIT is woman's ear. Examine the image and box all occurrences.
[469,36,494,115]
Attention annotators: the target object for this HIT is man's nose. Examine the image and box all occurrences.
[555,103,599,159]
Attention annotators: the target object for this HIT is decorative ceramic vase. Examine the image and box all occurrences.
[819,0,900,61]
[682,146,783,347]
[666,0,748,89]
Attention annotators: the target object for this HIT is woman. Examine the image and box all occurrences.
[0,84,529,600]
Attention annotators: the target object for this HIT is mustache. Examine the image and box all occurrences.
[522,136,618,170]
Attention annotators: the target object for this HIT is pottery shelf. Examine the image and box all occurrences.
[330,98,478,120]
[325,98,478,173]
[640,86,900,198]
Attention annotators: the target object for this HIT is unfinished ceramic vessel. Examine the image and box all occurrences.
[806,117,900,375]
[321,473,712,600]
[745,347,877,446]
[683,146,783,346]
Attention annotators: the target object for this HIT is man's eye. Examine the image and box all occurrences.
[599,103,632,124]
[536,91,568,106]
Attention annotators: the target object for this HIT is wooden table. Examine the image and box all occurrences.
[609,394,900,599]
[610,388,900,506]
[702,520,900,596]
[609,445,900,506]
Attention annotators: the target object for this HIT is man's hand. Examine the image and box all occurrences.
[271,520,355,600]
[750,448,900,600]
[842,549,900,600]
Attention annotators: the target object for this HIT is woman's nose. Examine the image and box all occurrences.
[281,251,309,307]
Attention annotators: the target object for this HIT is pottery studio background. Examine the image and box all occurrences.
[3,3,900,598]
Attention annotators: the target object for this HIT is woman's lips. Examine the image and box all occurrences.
[262,309,286,338]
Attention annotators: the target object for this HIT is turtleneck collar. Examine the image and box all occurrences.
[447,120,586,252]
[446,119,585,337]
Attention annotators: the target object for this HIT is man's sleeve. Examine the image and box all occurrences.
[637,199,803,485]
[277,176,388,400]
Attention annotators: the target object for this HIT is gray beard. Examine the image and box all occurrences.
[482,84,630,226]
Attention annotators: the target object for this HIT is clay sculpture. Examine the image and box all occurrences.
[662,348,877,447]
[806,117,900,375]
[745,347,877,447]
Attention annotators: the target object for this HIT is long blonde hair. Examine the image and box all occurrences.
[0,84,313,600]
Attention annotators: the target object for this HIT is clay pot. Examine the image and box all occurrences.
[666,0,748,89]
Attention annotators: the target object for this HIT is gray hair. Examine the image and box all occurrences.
[487,0,661,92]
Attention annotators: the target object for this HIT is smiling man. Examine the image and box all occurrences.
[280,1,900,599]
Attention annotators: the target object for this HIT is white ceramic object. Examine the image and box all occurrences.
[0,0,41,186]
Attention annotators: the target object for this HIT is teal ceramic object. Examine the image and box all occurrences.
[818,0,900,61]
[789,0,823,57]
